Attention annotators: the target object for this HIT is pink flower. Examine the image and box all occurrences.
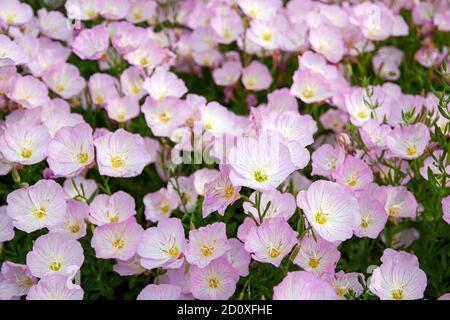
[127,0,157,24]
[0,122,50,165]
[0,0,33,25]
[333,156,373,191]
[211,8,244,44]
[266,88,298,113]
[0,205,14,242]
[26,233,84,278]
[143,68,188,101]
[137,284,182,300]
[41,99,85,138]
[330,271,364,299]
[244,218,297,267]
[369,249,427,300]
[290,69,332,104]
[372,46,404,80]
[200,101,242,136]
[91,217,144,260]
[212,61,242,86]
[185,222,231,268]
[309,24,346,63]
[354,195,387,239]
[243,190,296,222]
[442,196,450,224]
[360,120,392,149]
[47,123,94,177]
[120,66,146,99]
[124,40,167,69]
[273,271,338,300]
[242,61,272,91]
[237,0,282,21]
[0,34,28,66]
[100,0,130,20]
[113,255,145,276]
[226,238,251,277]
[27,275,84,300]
[386,123,430,160]
[203,165,241,218]
[247,14,288,50]
[188,257,239,300]
[48,200,88,240]
[320,109,349,134]
[89,191,136,225]
[37,9,72,42]
[228,131,298,191]
[42,63,86,99]
[0,262,36,300]
[142,97,191,137]
[105,96,140,123]
[72,24,109,60]
[143,188,180,222]
[65,0,104,20]
[297,180,360,242]
[94,129,152,177]
[293,234,340,276]
[311,144,345,177]
[8,75,49,109]
[137,218,186,270]
[380,186,417,218]
[193,168,219,196]
[6,180,67,233]
[89,73,119,105]
[63,176,98,202]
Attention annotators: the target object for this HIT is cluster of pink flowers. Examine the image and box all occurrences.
[0,0,449,300]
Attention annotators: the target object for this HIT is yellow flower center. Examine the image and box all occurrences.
[112,238,125,250]
[6,15,16,24]
[159,111,171,123]
[268,246,281,258]
[49,261,61,272]
[200,244,214,257]
[78,152,89,164]
[34,207,47,219]
[55,83,65,93]
[392,289,404,300]
[308,258,320,269]
[117,113,126,121]
[302,88,314,99]
[70,224,80,234]
[360,218,370,229]
[20,147,32,159]
[168,246,179,258]
[223,185,234,200]
[346,176,358,187]
[262,33,272,42]
[131,86,141,95]
[161,204,171,214]
[87,10,96,18]
[204,123,213,130]
[357,111,368,119]
[208,277,220,289]
[315,210,329,225]
[109,216,120,223]
[406,145,416,156]
[95,96,105,104]
[336,288,345,297]
[254,170,268,183]
[140,57,148,66]
[133,12,143,20]
[388,206,400,216]
[111,156,124,168]
[246,78,256,87]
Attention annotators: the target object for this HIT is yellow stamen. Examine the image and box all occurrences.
[20,147,32,159]
[208,277,220,289]
[200,244,214,257]
[254,170,268,183]
[34,207,46,219]
[392,289,404,300]
[315,210,329,225]
[168,246,179,258]
[308,258,320,269]
[223,185,234,200]
[111,156,124,168]
[78,152,89,164]
[159,112,171,123]
[112,238,125,250]
[49,261,61,272]
[70,224,80,234]
[406,146,416,156]
[268,247,281,258]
